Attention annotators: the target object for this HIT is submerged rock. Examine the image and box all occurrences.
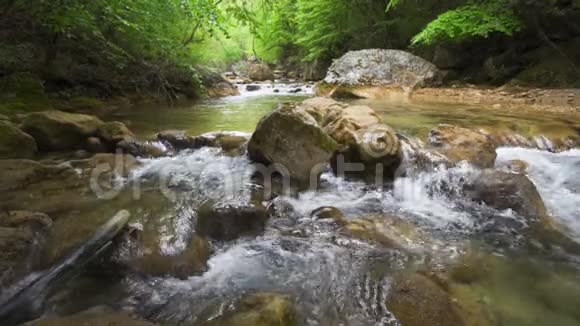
[343,215,427,252]
[463,169,548,221]
[207,293,297,326]
[196,201,269,241]
[386,273,464,326]
[28,308,158,326]
[0,121,37,159]
[21,110,104,151]
[429,124,497,168]
[248,104,338,187]
[131,234,211,280]
[0,211,52,287]
[320,49,440,98]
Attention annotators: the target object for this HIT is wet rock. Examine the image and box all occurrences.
[273,89,280,93]
[464,169,548,221]
[321,49,440,98]
[343,215,426,251]
[249,97,403,184]
[96,121,135,148]
[207,82,240,97]
[288,88,302,94]
[0,211,52,287]
[194,131,250,156]
[157,130,196,150]
[0,155,134,214]
[131,234,211,280]
[21,110,104,151]
[208,293,296,326]
[196,202,269,241]
[158,130,249,155]
[0,121,37,159]
[331,124,402,182]
[266,199,298,219]
[85,137,108,153]
[116,139,169,158]
[248,63,274,81]
[198,65,240,97]
[386,273,464,326]
[0,211,52,230]
[248,103,338,186]
[497,159,529,174]
[304,97,402,182]
[246,85,261,92]
[429,124,497,168]
[28,309,158,326]
[310,207,346,225]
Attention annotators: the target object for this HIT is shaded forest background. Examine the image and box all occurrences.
[1,0,579,104]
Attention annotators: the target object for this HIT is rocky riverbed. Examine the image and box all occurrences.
[1,87,580,325]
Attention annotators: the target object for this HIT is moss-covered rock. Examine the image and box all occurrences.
[0,121,37,159]
[96,121,135,148]
[247,63,274,81]
[386,273,464,326]
[0,73,52,113]
[344,215,427,251]
[196,201,268,241]
[428,124,497,168]
[28,310,158,326]
[131,234,211,280]
[209,293,297,326]
[21,110,104,151]
[463,169,548,222]
[0,211,52,287]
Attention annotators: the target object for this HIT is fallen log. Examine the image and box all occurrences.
[0,210,131,325]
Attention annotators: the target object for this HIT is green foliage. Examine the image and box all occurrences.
[412,0,523,45]
[9,0,230,63]
[294,0,351,62]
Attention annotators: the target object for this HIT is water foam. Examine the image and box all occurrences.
[496,147,580,241]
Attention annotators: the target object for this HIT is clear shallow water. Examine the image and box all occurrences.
[21,89,580,325]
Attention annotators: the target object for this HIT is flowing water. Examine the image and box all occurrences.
[11,86,580,325]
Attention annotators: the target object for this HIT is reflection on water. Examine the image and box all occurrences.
[351,98,580,140]
[110,94,310,138]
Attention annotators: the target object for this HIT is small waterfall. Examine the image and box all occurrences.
[496,147,580,241]
[481,129,577,152]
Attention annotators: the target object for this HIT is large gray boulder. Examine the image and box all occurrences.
[0,121,37,159]
[248,98,403,185]
[247,63,274,81]
[319,49,440,98]
[248,104,338,186]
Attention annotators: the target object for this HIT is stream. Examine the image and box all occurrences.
[6,84,580,325]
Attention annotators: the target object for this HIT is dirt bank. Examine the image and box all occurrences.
[411,86,580,115]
